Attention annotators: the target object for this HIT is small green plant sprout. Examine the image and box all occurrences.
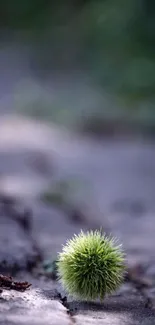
[57,230,125,301]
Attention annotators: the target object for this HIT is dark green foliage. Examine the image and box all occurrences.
[1,0,155,127]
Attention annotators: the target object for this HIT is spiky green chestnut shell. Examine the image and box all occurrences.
[57,230,125,301]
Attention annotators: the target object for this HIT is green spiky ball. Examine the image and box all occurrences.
[57,230,125,301]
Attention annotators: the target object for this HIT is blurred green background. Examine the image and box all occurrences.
[1,0,155,134]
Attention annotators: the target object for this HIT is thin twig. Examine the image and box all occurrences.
[0,274,31,292]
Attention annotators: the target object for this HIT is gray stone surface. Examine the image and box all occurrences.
[0,116,155,262]
[0,116,155,324]
[0,214,38,272]
[0,288,70,325]
[1,287,155,325]
[73,297,155,325]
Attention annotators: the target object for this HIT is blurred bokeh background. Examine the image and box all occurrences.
[0,0,155,131]
[0,0,155,271]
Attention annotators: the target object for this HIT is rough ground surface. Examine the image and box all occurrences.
[67,280,155,324]
[71,296,155,325]
[0,287,70,325]
[0,116,155,324]
[1,287,155,325]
